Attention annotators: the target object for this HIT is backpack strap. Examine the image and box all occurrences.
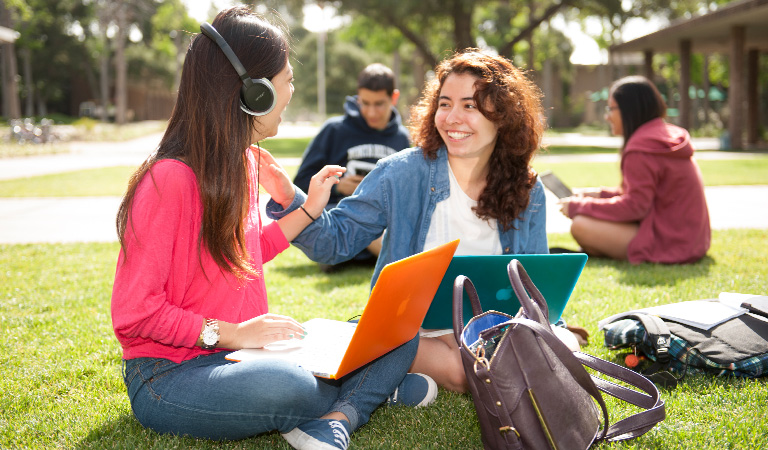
[514,318,665,442]
[623,313,688,387]
[624,313,671,364]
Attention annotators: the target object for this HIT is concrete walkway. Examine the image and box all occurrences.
[1,125,766,244]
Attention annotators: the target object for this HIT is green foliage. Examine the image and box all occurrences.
[333,0,469,67]
[2,229,768,448]
[145,0,198,87]
[122,0,196,90]
[11,0,93,113]
[5,0,193,117]
[289,31,387,119]
[339,16,407,54]
[334,16,426,112]
[72,116,99,131]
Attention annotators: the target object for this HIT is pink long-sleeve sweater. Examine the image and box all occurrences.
[111,158,289,363]
[568,118,711,264]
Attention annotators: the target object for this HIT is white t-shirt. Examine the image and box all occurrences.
[423,164,502,256]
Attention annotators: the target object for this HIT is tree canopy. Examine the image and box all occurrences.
[2,0,196,120]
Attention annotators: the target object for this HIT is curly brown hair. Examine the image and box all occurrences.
[409,50,545,230]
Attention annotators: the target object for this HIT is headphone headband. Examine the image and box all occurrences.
[200,22,251,87]
[199,22,276,116]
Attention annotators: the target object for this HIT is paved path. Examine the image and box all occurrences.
[2,185,765,244]
[1,125,766,244]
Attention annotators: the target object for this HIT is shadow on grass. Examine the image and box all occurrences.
[272,261,375,292]
[584,255,715,286]
[75,413,152,449]
[76,413,291,449]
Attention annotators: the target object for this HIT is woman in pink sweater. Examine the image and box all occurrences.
[558,76,710,264]
[111,7,434,450]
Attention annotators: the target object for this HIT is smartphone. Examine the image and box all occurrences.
[540,171,573,199]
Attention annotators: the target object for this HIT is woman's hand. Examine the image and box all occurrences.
[572,187,601,198]
[557,198,571,217]
[274,165,345,241]
[302,165,346,219]
[219,313,307,349]
[252,145,295,208]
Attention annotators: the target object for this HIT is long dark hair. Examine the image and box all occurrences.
[117,6,289,279]
[610,75,667,149]
[409,50,545,231]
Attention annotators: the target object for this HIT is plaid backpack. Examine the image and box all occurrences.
[602,312,768,386]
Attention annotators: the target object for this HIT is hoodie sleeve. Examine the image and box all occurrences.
[293,124,336,195]
[568,152,657,223]
[599,187,622,198]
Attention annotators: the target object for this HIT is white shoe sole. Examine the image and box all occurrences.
[282,428,340,450]
[416,373,438,407]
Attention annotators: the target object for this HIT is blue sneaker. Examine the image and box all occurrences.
[282,419,351,450]
[387,373,438,407]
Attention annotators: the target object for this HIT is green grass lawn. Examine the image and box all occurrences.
[262,136,312,158]
[0,136,308,197]
[0,138,767,197]
[533,158,768,189]
[2,229,768,449]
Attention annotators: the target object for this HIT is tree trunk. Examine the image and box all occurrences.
[36,94,46,116]
[392,48,401,90]
[412,52,426,106]
[173,30,183,91]
[100,27,110,122]
[21,47,33,116]
[452,0,475,50]
[528,0,535,69]
[702,55,710,125]
[115,4,128,124]
[0,2,21,119]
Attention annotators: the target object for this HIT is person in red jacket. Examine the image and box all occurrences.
[557,75,711,264]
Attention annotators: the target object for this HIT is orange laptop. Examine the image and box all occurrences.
[225,239,459,379]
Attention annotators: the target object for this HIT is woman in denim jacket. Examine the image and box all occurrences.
[268,50,548,393]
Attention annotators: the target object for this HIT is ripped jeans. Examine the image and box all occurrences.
[122,335,417,440]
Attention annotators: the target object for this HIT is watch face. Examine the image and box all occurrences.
[203,328,218,346]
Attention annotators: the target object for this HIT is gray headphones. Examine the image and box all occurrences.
[200,22,277,116]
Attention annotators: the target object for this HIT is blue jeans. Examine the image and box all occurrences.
[122,335,418,440]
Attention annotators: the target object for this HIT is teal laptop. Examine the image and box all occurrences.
[421,254,588,329]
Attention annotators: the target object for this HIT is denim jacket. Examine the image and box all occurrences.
[267,147,548,287]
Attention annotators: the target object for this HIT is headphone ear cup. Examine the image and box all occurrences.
[240,78,277,116]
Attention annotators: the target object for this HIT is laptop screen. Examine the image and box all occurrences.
[422,254,588,329]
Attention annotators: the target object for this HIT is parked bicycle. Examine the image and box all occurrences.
[9,118,58,144]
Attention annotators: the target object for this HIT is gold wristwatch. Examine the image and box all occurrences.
[200,318,220,350]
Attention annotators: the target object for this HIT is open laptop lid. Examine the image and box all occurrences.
[225,239,459,379]
[333,239,460,378]
[422,253,588,329]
